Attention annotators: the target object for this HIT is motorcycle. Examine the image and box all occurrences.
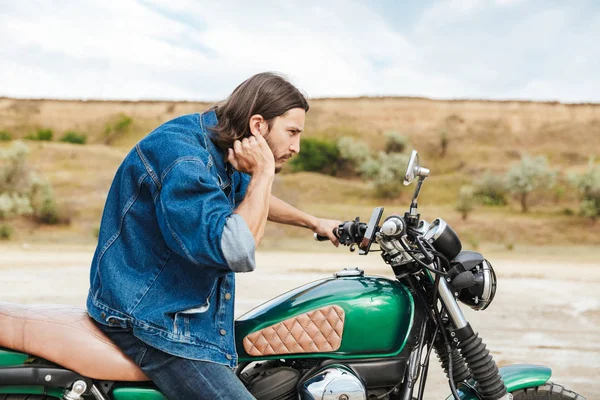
[0,151,586,400]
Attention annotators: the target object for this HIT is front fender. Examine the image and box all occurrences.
[445,364,552,399]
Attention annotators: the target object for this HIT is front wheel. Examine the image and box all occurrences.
[511,382,586,399]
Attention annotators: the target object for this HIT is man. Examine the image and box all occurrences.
[86,72,340,399]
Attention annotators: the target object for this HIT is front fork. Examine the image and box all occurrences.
[435,277,512,400]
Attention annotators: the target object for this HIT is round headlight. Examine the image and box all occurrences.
[457,259,497,311]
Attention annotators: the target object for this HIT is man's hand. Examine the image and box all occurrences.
[228,132,275,176]
[312,218,342,247]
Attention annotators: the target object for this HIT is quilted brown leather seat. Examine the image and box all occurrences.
[0,302,148,381]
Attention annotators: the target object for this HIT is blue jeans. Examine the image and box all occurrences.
[95,322,255,400]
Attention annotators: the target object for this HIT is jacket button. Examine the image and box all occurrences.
[219,329,227,336]
[100,312,106,319]
[226,354,233,360]
[224,293,231,300]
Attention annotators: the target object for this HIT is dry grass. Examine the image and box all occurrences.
[1,96,599,247]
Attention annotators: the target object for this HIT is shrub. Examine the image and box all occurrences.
[439,130,449,157]
[104,113,133,145]
[0,130,12,141]
[0,224,12,240]
[456,185,476,221]
[360,152,409,199]
[336,137,371,176]
[506,154,556,212]
[26,128,53,141]
[0,141,30,194]
[570,158,600,222]
[0,141,62,225]
[474,171,508,206]
[59,131,87,144]
[384,131,408,154]
[290,137,339,174]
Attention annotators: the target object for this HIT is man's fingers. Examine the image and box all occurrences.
[233,140,242,154]
[228,148,239,169]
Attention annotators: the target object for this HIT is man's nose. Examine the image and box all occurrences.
[290,137,300,154]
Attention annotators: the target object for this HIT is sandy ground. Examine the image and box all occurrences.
[0,244,598,399]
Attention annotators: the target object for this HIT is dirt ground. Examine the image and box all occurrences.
[0,243,598,398]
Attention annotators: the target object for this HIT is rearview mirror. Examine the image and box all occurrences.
[403,150,429,185]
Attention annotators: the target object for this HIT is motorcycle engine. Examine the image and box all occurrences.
[240,361,300,400]
[241,362,367,400]
[299,365,367,400]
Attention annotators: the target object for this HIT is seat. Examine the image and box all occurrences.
[0,302,148,381]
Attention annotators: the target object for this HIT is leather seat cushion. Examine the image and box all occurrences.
[0,302,148,381]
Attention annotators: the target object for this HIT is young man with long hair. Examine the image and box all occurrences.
[87,72,339,399]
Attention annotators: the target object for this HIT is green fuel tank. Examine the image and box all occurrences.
[235,272,415,362]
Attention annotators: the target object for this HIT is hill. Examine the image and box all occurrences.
[1,97,599,247]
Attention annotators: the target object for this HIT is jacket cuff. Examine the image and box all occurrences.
[221,214,256,272]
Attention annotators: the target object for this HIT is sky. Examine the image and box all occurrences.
[1,0,599,102]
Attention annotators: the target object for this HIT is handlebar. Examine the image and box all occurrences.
[314,219,368,246]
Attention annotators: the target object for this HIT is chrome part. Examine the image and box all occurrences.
[404,150,430,186]
[299,366,367,400]
[381,216,405,237]
[63,380,87,400]
[90,385,110,400]
[481,260,494,306]
[437,275,468,329]
[423,218,448,242]
[416,219,430,235]
[334,267,365,278]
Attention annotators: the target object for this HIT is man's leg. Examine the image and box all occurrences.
[96,323,255,400]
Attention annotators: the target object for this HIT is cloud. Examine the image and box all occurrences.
[0,0,598,102]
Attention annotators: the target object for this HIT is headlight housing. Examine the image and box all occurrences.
[450,251,498,311]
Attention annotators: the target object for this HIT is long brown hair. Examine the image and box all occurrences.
[210,72,309,151]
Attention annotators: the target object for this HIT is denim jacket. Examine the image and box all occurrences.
[87,111,254,367]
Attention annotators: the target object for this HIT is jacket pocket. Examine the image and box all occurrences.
[171,279,219,338]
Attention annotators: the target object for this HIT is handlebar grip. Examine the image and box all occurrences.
[314,233,330,242]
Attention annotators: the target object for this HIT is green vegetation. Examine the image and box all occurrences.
[456,185,476,221]
[439,130,449,157]
[0,141,62,226]
[475,171,508,206]
[384,131,408,154]
[59,131,87,144]
[290,137,339,174]
[0,223,12,240]
[336,137,371,177]
[506,154,556,213]
[0,130,12,141]
[25,128,53,141]
[360,152,409,199]
[104,113,133,145]
[570,157,600,222]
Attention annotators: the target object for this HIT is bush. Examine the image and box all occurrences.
[0,141,31,194]
[336,137,371,176]
[506,154,556,212]
[0,130,12,141]
[570,158,600,221]
[456,185,476,221]
[474,171,508,206]
[384,131,408,154]
[439,130,449,157]
[360,152,409,198]
[26,128,53,141]
[104,114,133,145]
[59,131,87,144]
[0,224,12,240]
[0,141,62,225]
[290,137,339,174]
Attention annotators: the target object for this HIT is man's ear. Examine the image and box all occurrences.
[249,114,265,136]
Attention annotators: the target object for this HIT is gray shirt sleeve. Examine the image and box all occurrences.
[220,213,256,272]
